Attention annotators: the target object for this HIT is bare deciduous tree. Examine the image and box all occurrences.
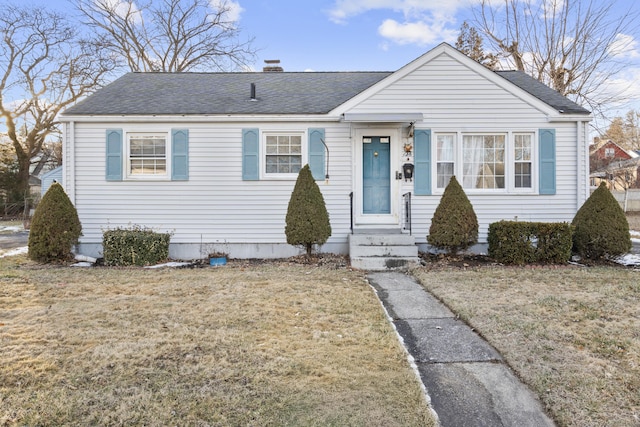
[0,3,114,210]
[74,0,257,72]
[473,0,638,117]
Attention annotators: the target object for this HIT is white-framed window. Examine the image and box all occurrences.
[604,147,615,158]
[432,131,535,193]
[127,133,168,178]
[264,132,303,177]
[462,134,505,189]
[514,134,532,188]
[436,134,455,189]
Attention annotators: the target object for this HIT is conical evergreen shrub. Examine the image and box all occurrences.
[28,182,82,263]
[285,165,331,256]
[428,176,478,254]
[572,182,631,259]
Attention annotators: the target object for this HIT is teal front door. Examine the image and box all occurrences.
[363,136,391,214]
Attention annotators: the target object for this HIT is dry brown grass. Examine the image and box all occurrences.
[412,264,640,427]
[1,256,434,426]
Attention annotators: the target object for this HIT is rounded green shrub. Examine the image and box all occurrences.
[572,182,631,259]
[428,176,478,254]
[285,164,331,256]
[28,182,82,263]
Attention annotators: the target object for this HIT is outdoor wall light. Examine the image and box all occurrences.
[403,163,414,181]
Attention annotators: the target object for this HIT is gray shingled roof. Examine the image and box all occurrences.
[495,70,590,114]
[63,72,392,116]
[63,68,590,116]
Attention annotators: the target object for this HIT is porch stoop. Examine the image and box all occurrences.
[348,231,420,271]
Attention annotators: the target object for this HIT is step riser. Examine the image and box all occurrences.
[349,235,416,246]
[348,233,419,270]
[349,245,418,258]
[351,257,419,271]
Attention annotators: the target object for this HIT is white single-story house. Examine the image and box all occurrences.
[60,43,592,266]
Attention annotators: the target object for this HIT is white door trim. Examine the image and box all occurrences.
[353,126,401,226]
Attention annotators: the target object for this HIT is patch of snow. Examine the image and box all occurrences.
[612,253,640,267]
[71,262,94,267]
[0,246,28,258]
[145,261,193,269]
[74,254,97,263]
[0,225,23,233]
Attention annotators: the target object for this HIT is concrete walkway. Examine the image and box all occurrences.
[367,272,555,427]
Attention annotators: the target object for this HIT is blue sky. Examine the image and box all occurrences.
[26,0,640,123]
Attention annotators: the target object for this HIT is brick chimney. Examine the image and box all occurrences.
[263,59,283,72]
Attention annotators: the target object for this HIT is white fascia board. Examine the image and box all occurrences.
[342,113,424,123]
[58,114,343,123]
[547,114,593,122]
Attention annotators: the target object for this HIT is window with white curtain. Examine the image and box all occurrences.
[462,134,505,189]
[514,134,532,188]
[436,134,455,189]
[432,132,535,193]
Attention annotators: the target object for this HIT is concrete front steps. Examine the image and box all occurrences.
[348,230,420,270]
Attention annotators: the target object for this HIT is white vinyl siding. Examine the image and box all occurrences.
[70,122,353,254]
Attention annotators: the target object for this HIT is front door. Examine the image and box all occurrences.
[362,136,390,214]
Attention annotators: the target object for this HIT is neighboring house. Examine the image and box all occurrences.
[590,140,640,190]
[60,43,592,261]
[41,166,63,198]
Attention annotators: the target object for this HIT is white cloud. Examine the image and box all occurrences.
[101,0,143,24]
[328,0,475,48]
[378,19,457,46]
[609,33,640,60]
[210,0,244,22]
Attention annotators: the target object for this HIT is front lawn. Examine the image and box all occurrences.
[412,264,640,427]
[0,256,434,426]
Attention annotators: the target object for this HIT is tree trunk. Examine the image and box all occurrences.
[16,154,31,201]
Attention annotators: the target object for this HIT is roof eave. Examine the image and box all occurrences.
[59,113,343,123]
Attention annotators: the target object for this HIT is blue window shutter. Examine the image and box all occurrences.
[171,129,189,180]
[414,129,432,195]
[242,128,259,180]
[105,129,123,181]
[539,129,556,195]
[308,128,326,180]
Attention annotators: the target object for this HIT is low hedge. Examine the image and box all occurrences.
[488,221,573,265]
[103,226,171,266]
